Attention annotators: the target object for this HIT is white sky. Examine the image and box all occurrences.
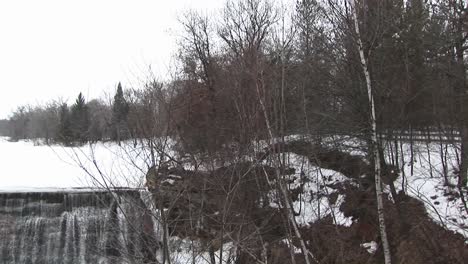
[0,0,224,119]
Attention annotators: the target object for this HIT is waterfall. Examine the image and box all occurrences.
[0,189,159,264]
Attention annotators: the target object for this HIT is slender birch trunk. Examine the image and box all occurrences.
[350,1,392,263]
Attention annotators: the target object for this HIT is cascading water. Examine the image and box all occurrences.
[0,189,159,264]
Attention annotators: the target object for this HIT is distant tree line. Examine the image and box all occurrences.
[0,83,131,146]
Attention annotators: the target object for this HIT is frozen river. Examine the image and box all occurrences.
[0,137,146,191]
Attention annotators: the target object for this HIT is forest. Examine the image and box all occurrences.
[0,0,467,263]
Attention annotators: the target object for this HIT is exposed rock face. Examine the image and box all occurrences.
[0,189,158,264]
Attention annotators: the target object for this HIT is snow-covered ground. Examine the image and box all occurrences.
[266,153,354,227]
[167,238,235,264]
[0,137,148,191]
[318,135,467,241]
[263,137,467,242]
[390,141,468,241]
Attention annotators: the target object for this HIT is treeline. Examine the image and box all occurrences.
[0,80,173,145]
[1,84,126,145]
[1,0,467,177]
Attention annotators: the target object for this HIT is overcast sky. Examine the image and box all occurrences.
[0,0,223,119]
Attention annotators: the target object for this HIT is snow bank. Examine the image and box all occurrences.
[167,237,235,264]
[360,241,378,254]
[266,153,354,227]
[391,142,468,241]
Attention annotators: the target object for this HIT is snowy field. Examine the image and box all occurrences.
[0,137,147,191]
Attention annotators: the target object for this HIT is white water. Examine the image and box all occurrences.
[0,190,159,264]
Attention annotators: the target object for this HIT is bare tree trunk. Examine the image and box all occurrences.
[460,134,468,186]
[350,1,392,263]
[209,246,216,264]
[409,125,414,177]
[388,135,395,166]
[426,127,433,178]
[398,134,406,192]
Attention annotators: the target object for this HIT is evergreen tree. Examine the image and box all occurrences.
[58,103,73,144]
[111,82,129,144]
[0,119,9,136]
[70,92,89,143]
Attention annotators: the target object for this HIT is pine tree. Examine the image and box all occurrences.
[70,92,89,143]
[58,103,73,144]
[111,82,129,144]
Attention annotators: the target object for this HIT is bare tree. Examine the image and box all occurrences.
[350,0,392,263]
